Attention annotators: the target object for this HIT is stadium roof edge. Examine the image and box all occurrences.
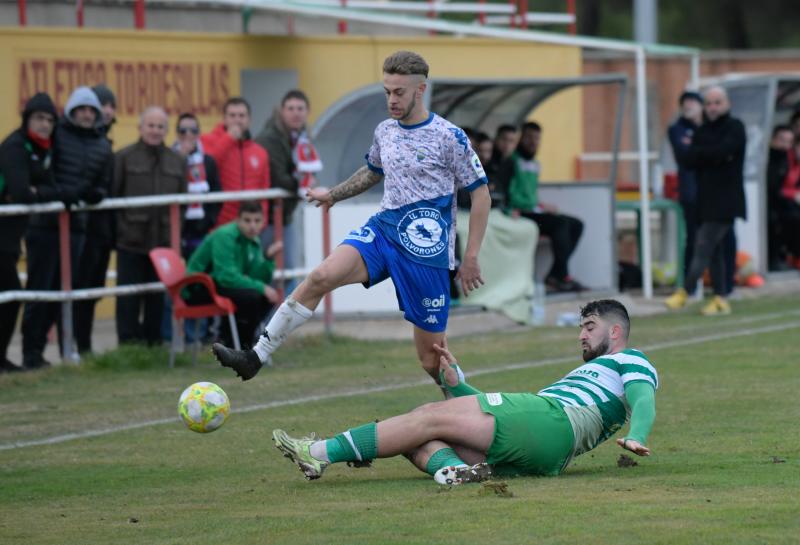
[174,0,699,56]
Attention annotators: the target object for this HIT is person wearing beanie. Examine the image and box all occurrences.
[92,84,117,138]
[20,86,113,367]
[668,90,704,278]
[0,93,70,372]
[72,84,118,354]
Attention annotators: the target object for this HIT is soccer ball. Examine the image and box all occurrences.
[178,382,230,433]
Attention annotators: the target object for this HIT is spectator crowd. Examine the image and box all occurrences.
[0,83,319,372]
[3,80,795,372]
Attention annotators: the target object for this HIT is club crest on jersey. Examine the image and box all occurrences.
[397,208,447,258]
[416,146,431,162]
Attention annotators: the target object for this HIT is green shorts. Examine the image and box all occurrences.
[477,393,574,477]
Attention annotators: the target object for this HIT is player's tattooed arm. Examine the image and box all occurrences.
[329,166,383,204]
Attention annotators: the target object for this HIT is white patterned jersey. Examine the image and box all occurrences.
[537,349,658,458]
[365,113,487,269]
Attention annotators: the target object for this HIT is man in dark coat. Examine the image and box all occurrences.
[665,86,746,316]
[0,93,73,372]
[20,86,111,368]
[113,106,186,345]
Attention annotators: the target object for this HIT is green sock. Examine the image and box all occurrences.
[325,422,378,464]
[425,447,466,476]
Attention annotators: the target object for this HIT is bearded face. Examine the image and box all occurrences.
[579,313,612,362]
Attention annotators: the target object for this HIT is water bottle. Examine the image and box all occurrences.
[531,282,546,325]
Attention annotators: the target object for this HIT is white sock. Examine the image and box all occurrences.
[252,298,313,362]
[309,441,329,463]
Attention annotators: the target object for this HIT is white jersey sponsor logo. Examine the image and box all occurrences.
[422,294,446,309]
[423,315,439,325]
[344,226,376,244]
[486,393,503,406]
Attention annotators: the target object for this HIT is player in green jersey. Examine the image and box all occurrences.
[273,299,657,485]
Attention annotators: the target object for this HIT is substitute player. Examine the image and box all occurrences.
[273,299,658,484]
[213,51,491,383]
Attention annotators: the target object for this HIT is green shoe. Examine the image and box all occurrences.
[272,429,328,480]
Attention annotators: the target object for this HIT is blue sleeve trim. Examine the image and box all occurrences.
[464,177,488,192]
[364,153,384,175]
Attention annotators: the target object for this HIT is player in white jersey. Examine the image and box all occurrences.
[213,51,491,384]
[272,299,658,484]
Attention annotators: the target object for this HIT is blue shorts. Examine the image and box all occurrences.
[341,223,450,332]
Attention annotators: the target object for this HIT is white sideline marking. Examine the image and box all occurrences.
[2,318,798,452]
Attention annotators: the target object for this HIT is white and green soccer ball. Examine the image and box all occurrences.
[178,382,230,433]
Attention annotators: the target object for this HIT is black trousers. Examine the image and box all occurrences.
[21,228,85,362]
[776,200,800,256]
[115,249,163,345]
[187,285,271,347]
[73,238,112,353]
[684,221,732,297]
[0,251,21,361]
[681,201,736,295]
[521,211,584,281]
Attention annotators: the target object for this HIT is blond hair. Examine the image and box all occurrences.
[383,51,429,78]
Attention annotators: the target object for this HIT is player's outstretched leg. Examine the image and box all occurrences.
[273,429,329,480]
[214,245,367,380]
[273,396,494,484]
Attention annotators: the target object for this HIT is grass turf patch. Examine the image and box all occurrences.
[1,296,799,544]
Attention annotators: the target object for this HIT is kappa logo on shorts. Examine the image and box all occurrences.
[423,315,439,325]
[344,226,376,243]
[397,208,448,258]
[486,393,503,406]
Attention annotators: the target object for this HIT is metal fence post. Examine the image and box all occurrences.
[322,206,332,335]
[273,198,285,300]
[168,203,184,356]
[58,211,78,363]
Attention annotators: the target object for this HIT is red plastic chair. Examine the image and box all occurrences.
[148,248,241,367]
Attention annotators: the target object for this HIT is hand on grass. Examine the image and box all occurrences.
[617,437,651,457]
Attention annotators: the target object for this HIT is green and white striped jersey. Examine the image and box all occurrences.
[537,349,658,459]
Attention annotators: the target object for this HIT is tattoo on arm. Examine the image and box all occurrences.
[330,166,383,204]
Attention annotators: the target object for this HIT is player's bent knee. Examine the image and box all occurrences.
[307,266,335,293]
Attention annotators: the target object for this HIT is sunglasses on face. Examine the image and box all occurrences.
[177,127,200,135]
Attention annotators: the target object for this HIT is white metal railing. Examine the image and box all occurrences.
[0,188,328,362]
[0,188,291,216]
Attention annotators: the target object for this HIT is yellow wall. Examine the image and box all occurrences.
[0,28,582,180]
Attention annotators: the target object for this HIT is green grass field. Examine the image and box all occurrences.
[1,296,799,545]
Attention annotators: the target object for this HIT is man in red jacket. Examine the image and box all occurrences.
[201,97,270,226]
